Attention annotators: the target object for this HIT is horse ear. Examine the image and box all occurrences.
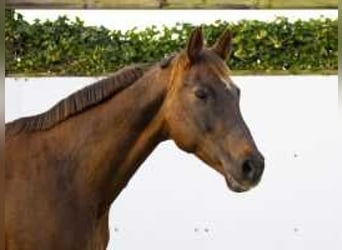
[211,28,233,60]
[186,26,204,64]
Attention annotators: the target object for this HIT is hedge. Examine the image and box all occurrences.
[5,9,338,76]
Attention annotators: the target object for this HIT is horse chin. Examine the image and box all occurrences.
[225,176,250,193]
[223,167,251,193]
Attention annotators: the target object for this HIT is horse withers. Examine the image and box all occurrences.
[5,27,264,250]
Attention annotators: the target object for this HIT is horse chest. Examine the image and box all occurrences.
[6,200,105,250]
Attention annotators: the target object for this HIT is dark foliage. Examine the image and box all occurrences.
[5,9,337,76]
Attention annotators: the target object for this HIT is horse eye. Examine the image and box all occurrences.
[194,89,208,100]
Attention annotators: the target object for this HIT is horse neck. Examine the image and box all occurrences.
[66,65,170,212]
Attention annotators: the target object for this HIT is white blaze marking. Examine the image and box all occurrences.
[221,78,233,90]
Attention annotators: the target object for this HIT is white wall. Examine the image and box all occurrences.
[5,76,341,250]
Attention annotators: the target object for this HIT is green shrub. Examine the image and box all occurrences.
[5,9,338,76]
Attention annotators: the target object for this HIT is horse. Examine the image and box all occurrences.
[5,27,264,250]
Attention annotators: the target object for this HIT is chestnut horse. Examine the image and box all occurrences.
[5,27,264,250]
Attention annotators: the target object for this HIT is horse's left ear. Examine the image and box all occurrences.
[211,28,233,60]
[186,26,204,64]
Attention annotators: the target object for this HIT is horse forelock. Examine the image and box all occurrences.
[170,49,231,86]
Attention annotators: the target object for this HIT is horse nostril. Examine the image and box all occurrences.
[242,160,255,180]
[242,158,264,182]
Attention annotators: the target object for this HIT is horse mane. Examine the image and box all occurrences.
[5,63,153,137]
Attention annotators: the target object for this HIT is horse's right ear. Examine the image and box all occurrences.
[186,26,204,64]
[211,28,233,60]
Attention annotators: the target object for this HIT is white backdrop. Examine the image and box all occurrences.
[5,76,341,250]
